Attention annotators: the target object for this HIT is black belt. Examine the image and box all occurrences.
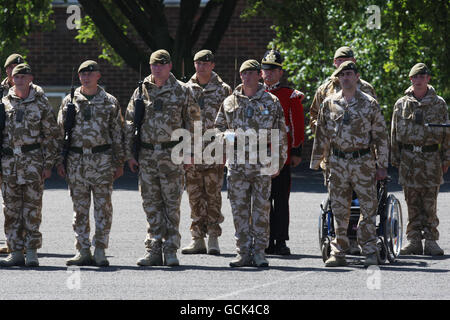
[69,144,111,154]
[2,143,41,156]
[400,143,439,153]
[332,147,371,160]
[141,141,180,150]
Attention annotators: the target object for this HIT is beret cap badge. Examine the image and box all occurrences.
[265,51,277,63]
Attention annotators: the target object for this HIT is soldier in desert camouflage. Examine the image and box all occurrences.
[181,50,231,256]
[0,55,48,255]
[309,46,377,133]
[391,63,449,256]
[215,59,287,268]
[1,54,25,95]
[309,46,378,256]
[126,50,200,267]
[310,61,388,267]
[0,63,60,267]
[57,60,125,267]
[0,54,25,255]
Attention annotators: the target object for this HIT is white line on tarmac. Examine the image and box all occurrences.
[207,271,316,300]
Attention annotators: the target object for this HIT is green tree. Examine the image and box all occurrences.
[0,0,54,69]
[244,0,449,137]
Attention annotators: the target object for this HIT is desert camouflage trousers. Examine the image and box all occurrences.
[68,182,113,250]
[2,179,43,251]
[227,168,272,255]
[328,154,378,257]
[139,164,184,254]
[403,186,440,241]
[185,165,224,239]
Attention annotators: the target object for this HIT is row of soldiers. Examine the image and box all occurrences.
[0,44,448,269]
[0,49,304,268]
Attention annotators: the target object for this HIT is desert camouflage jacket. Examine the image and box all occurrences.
[310,76,376,132]
[215,83,288,174]
[125,73,201,162]
[310,89,388,170]
[1,83,60,184]
[391,85,449,187]
[186,71,231,169]
[57,86,125,185]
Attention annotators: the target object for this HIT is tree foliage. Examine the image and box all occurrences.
[76,0,238,78]
[244,0,449,137]
[0,0,54,68]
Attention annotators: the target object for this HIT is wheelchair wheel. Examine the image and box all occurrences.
[318,198,332,262]
[384,194,403,263]
[318,209,325,250]
[318,209,331,262]
[318,198,330,248]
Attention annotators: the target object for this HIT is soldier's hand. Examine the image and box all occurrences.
[290,89,305,102]
[114,166,124,180]
[376,168,388,181]
[291,156,302,168]
[271,170,280,178]
[57,164,66,178]
[42,168,52,180]
[128,158,139,173]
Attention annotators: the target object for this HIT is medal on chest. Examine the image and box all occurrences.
[260,105,270,115]
[245,106,254,118]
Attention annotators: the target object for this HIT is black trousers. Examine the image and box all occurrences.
[269,164,291,241]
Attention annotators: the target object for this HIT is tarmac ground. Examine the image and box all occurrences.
[0,162,449,303]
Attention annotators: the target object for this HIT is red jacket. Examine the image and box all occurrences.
[266,85,304,165]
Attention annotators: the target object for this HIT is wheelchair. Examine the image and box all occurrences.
[318,178,403,264]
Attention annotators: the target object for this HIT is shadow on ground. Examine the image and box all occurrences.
[44,162,450,194]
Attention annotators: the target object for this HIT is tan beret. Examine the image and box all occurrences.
[4,53,24,68]
[332,60,358,77]
[150,49,171,64]
[12,63,32,77]
[409,63,430,77]
[78,60,100,73]
[194,50,214,62]
[239,59,261,73]
[334,46,354,59]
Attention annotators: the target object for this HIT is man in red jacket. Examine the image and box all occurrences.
[261,50,304,255]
